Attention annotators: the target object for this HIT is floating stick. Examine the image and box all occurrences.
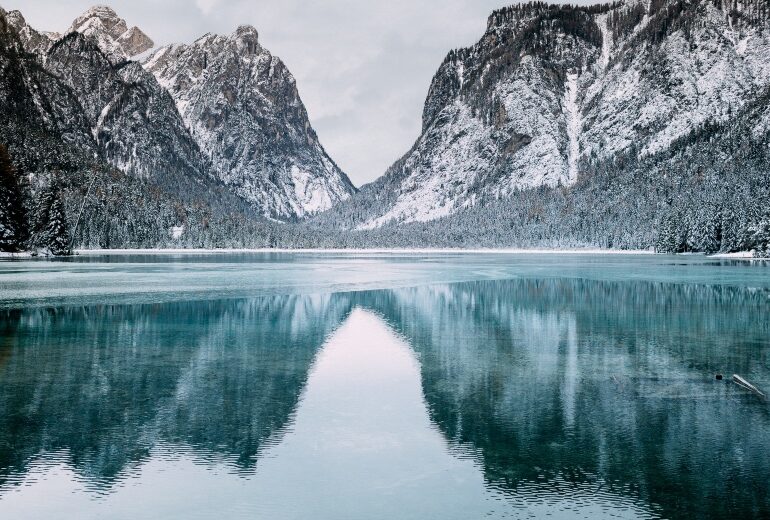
[732,374,766,399]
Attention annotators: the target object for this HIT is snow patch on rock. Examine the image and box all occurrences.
[564,72,581,184]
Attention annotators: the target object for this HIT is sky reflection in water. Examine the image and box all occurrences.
[0,254,768,519]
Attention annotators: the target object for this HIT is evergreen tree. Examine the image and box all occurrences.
[719,206,742,253]
[655,209,683,253]
[749,220,770,257]
[688,207,721,254]
[0,144,28,252]
[33,177,71,256]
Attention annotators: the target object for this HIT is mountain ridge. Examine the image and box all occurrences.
[333,0,770,229]
[2,1,769,254]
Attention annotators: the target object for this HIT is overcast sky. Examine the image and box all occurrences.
[7,0,585,186]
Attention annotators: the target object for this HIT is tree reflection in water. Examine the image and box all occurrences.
[0,278,768,518]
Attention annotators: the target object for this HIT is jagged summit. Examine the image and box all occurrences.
[232,25,260,55]
[67,5,153,60]
[68,5,124,33]
[4,8,61,54]
[5,8,25,27]
[143,24,354,218]
[234,24,258,38]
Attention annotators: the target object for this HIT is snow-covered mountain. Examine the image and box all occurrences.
[1,5,353,220]
[3,1,768,250]
[144,27,354,218]
[356,0,770,228]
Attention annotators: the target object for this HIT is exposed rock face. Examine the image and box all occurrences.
[67,5,153,60]
[144,26,355,218]
[0,6,97,173]
[118,26,154,57]
[44,31,210,185]
[5,9,60,55]
[359,0,770,228]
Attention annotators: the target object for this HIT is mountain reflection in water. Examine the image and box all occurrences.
[0,277,768,519]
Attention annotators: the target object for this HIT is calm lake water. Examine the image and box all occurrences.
[0,252,769,519]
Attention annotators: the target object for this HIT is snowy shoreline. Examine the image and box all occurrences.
[76,249,767,258]
[68,247,659,256]
[707,251,756,259]
[3,249,763,259]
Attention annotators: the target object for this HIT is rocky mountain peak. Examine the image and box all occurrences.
[232,24,260,55]
[4,8,61,54]
[5,8,24,27]
[68,6,125,36]
[143,23,354,218]
[68,5,153,60]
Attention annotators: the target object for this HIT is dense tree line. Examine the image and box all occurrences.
[0,144,72,255]
[0,144,26,251]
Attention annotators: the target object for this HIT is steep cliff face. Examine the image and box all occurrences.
[0,7,97,173]
[43,31,212,188]
[358,0,770,228]
[144,26,355,218]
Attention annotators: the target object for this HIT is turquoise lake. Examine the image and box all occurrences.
[0,253,768,519]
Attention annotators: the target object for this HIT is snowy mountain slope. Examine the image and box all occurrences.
[581,0,770,160]
[144,26,355,219]
[356,0,770,228]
